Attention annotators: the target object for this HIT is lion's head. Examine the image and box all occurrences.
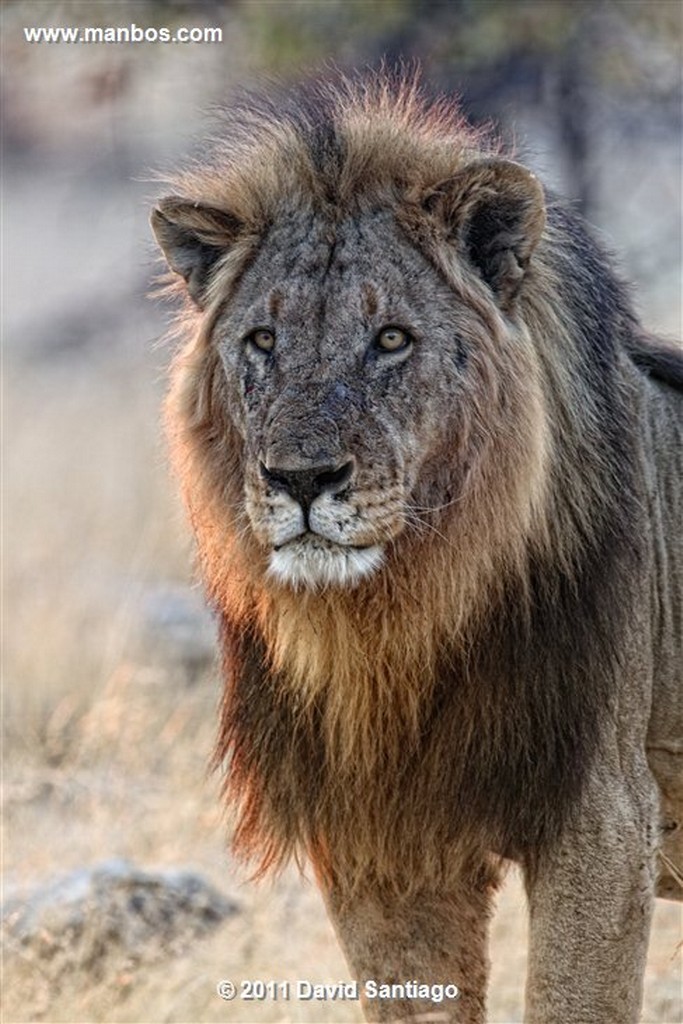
[152,79,548,593]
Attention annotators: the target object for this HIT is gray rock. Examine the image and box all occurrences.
[2,859,237,978]
[135,585,217,680]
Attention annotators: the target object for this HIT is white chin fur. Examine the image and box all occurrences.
[268,542,384,590]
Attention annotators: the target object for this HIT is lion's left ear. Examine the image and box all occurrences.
[424,158,546,308]
[150,196,243,307]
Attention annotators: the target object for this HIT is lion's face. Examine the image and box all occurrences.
[213,208,478,589]
[153,153,545,592]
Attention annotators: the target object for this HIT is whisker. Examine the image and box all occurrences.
[401,509,453,547]
[406,492,466,514]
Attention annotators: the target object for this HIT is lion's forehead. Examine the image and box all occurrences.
[234,207,440,329]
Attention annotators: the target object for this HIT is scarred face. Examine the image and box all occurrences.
[211,207,474,588]
[152,158,545,590]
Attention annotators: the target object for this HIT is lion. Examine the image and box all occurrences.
[151,73,682,1024]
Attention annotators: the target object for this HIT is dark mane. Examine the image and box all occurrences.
[629,339,683,390]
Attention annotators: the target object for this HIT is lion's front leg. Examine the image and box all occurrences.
[523,766,660,1024]
[320,859,500,1024]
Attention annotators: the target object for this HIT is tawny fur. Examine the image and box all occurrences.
[152,71,682,1023]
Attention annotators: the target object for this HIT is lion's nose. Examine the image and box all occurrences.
[260,459,354,509]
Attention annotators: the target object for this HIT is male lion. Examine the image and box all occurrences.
[151,75,682,1024]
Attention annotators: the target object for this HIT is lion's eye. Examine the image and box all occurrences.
[374,327,412,353]
[247,329,276,353]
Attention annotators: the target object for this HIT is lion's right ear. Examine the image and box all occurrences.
[150,197,242,307]
[423,159,546,309]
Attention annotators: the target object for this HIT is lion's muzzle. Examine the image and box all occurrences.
[260,458,355,517]
[256,456,385,588]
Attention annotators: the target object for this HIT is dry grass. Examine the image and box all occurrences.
[3,332,681,1024]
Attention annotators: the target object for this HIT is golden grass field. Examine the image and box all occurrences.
[3,325,681,1024]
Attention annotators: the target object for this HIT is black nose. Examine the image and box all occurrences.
[260,459,354,509]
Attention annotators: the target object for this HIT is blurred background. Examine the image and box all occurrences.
[2,2,681,1021]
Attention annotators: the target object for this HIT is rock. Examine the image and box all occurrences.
[135,585,217,681]
[2,859,237,979]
